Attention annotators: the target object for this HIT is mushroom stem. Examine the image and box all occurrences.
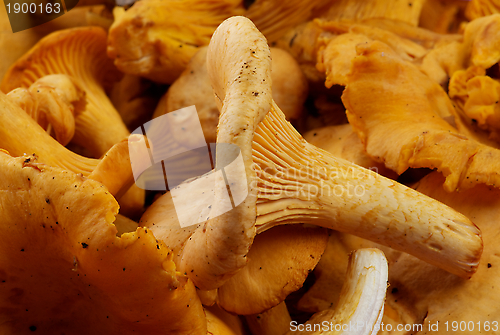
[178,16,273,290]
[284,248,388,335]
[253,101,482,279]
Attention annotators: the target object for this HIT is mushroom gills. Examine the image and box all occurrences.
[252,101,482,279]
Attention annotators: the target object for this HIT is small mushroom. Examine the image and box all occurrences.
[0,151,207,334]
[295,232,406,331]
[248,249,388,335]
[1,27,129,158]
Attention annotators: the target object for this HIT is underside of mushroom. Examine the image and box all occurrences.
[252,100,482,279]
[153,17,484,299]
[1,27,129,158]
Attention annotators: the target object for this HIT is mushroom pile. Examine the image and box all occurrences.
[1,0,500,334]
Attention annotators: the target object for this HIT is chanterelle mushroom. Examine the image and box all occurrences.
[341,40,500,192]
[1,27,129,158]
[246,248,388,335]
[142,17,482,299]
[6,74,86,146]
[107,0,244,84]
[0,150,206,334]
[0,91,141,199]
[284,248,388,335]
[465,0,500,20]
[306,171,500,334]
[217,224,328,315]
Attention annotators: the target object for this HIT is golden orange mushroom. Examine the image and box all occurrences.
[1,27,129,158]
[141,18,483,309]
[0,150,206,334]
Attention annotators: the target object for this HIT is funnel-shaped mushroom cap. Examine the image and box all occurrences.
[196,17,482,281]
[0,91,98,176]
[1,27,129,157]
[284,248,388,335]
[0,151,206,334]
[107,0,244,84]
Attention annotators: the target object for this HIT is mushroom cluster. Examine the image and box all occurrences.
[1,0,500,334]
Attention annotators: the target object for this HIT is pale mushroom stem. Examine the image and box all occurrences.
[285,248,388,335]
[179,16,273,291]
[253,101,482,279]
